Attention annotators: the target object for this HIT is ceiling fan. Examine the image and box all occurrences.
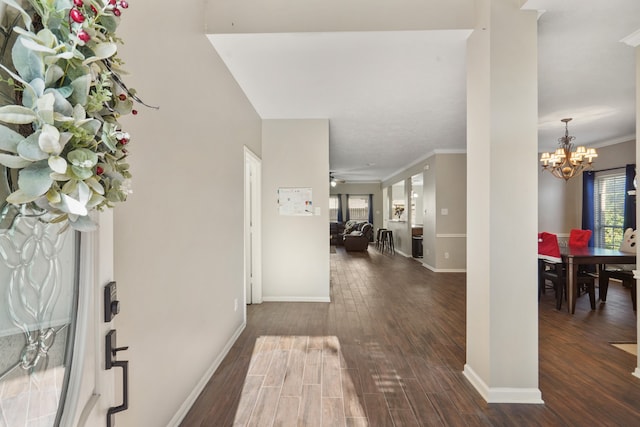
[329,163,377,184]
[329,173,345,187]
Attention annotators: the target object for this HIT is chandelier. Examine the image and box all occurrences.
[539,118,597,181]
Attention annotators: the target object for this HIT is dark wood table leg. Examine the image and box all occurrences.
[567,259,578,314]
[597,264,608,302]
[538,259,544,300]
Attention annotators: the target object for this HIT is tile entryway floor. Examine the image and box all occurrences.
[234,335,369,426]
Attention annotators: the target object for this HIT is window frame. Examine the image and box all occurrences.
[594,172,627,249]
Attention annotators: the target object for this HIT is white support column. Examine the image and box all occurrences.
[620,30,640,379]
[464,0,542,403]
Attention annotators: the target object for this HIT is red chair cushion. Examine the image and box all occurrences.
[538,232,561,263]
[569,229,592,248]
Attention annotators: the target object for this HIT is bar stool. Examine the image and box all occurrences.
[375,228,387,250]
[381,230,395,254]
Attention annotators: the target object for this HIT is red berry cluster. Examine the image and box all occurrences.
[108,0,129,17]
[116,131,130,145]
[69,0,130,42]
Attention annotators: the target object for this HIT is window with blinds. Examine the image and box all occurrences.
[329,195,339,222]
[348,195,369,221]
[594,172,626,249]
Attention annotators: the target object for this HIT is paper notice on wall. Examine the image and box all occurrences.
[278,187,313,216]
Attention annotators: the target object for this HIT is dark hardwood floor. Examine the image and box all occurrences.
[180,245,640,426]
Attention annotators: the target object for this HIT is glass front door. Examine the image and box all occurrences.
[0,203,80,427]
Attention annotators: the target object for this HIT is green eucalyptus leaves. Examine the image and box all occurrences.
[0,0,149,231]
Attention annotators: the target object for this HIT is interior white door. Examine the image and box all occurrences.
[244,155,253,304]
[244,148,262,306]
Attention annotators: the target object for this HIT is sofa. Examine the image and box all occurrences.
[330,222,346,246]
[343,221,374,251]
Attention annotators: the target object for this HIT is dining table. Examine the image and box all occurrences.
[562,246,636,314]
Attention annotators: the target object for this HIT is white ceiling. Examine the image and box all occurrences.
[208,1,640,183]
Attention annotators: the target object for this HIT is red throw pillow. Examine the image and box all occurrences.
[569,229,592,248]
[538,232,561,263]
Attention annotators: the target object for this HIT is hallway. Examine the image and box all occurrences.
[181,246,640,426]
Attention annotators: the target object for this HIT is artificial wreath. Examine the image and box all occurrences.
[0,0,153,231]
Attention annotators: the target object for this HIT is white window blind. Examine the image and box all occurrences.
[594,173,626,249]
[329,195,339,222]
[348,195,369,221]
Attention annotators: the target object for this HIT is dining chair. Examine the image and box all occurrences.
[538,232,562,299]
[568,229,596,295]
[598,228,637,311]
[568,228,592,248]
[538,232,596,309]
[599,269,637,310]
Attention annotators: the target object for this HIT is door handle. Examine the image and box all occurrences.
[106,360,128,427]
[105,330,129,427]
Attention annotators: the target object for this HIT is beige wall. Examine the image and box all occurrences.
[113,1,262,426]
[205,0,475,33]
[434,154,467,271]
[436,155,467,234]
[262,120,330,301]
[424,158,437,266]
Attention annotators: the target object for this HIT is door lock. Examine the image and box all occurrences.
[104,281,120,322]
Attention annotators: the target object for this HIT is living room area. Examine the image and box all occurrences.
[329,151,466,273]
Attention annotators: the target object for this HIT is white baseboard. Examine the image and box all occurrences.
[262,296,331,302]
[422,262,436,271]
[166,321,246,427]
[421,263,467,273]
[463,364,544,404]
[633,367,640,380]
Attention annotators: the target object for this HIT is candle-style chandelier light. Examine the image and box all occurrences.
[539,118,597,181]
